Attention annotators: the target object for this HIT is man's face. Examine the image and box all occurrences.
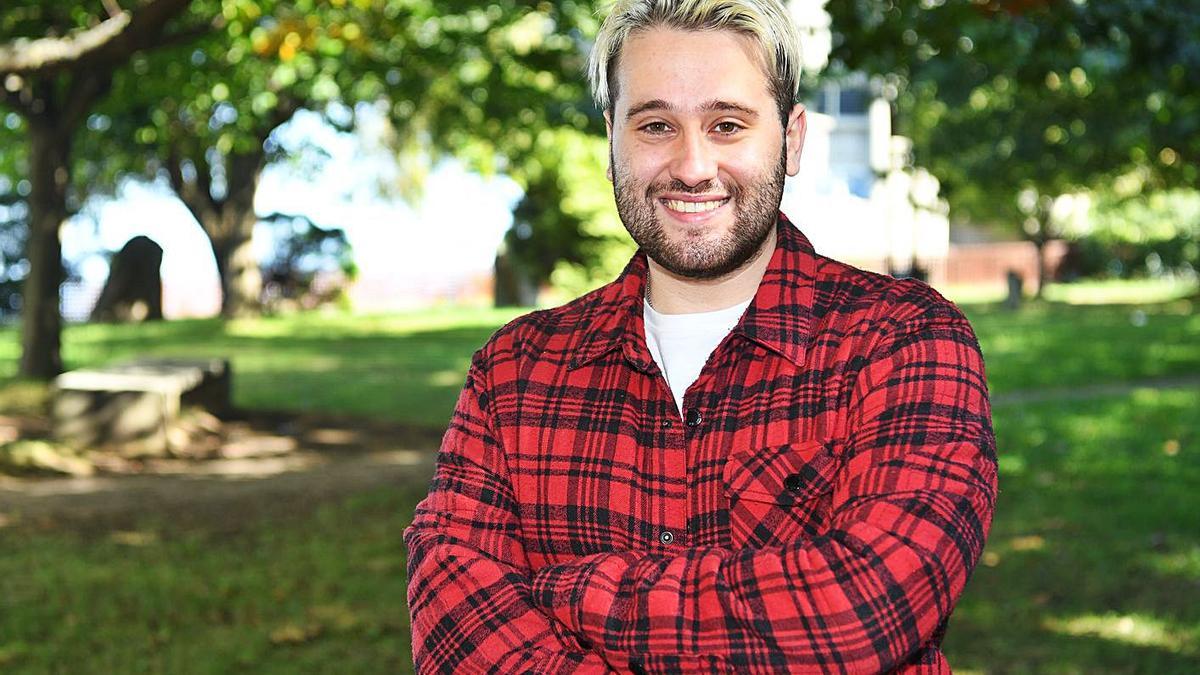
[606,27,806,280]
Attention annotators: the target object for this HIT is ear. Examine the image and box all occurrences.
[604,110,614,182]
[784,103,807,177]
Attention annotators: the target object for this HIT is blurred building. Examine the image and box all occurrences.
[784,75,1059,295]
[784,75,951,280]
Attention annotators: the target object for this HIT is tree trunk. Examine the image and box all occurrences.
[210,226,260,319]
[216,153,263,318]
[3,0,194,378]
[1033,236,1047,300]
[19,122,70,378]
[174,151,265,319]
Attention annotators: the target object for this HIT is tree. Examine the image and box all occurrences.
[496,127,630,306]
[0,0,208,378]
[827,0,1200,294]
[100,0,606,316]
[2,0,609,373]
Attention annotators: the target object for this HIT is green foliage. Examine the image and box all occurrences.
[0,0,203,207]
[0,186,27,317]
[1062,190,1200,279]
[90,0,604,192]
[505,127,635,300]
[827,0,1200,228]
[0,1,103,38]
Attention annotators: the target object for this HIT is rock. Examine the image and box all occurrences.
[0,440,95,476]
[90,235,164,323]
[52,358,231,456]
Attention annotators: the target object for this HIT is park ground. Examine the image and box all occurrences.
[0,278,1197,673]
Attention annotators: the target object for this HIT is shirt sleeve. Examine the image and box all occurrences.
[404,358,615,674]
[528,313,998,673]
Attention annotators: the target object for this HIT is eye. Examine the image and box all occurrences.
[639,121,672,135]
[713,121,744,135]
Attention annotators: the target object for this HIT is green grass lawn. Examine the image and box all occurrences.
[1,289,1198,672]
[0,484,427,673]
[947,387,1200,673]
[1,386,1194,673]
[0,307,526,426]
[962,297,1199,395]
[2,293,1197,427]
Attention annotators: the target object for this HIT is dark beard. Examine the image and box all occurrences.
[612,150,785,280]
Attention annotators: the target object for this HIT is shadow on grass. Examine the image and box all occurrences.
[0,484,430,673]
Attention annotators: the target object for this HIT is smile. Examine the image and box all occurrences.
[661,198,729,213]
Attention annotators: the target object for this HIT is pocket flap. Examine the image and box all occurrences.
[723,440,839,505]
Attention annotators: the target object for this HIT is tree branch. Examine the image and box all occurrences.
[142,15,225,53]
[102,0,125,19]
[0,13,131,74]
[0,0,198,75]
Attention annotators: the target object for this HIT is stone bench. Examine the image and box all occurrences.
[52,358,231,455]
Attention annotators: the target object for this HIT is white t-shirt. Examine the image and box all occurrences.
[643,298,751,417]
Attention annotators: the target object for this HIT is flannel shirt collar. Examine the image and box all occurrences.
[569,212,817,371]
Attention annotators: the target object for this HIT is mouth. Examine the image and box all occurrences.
[660,197,730,214]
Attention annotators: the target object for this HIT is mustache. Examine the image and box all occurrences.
[644,179,740,199]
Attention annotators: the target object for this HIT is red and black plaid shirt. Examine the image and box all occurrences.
[405,215,997,674]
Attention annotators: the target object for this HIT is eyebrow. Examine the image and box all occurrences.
[624,99,761,122]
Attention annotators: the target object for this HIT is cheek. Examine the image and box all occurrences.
[723,143,782,182]
[615,154,661,186]
[615,136,671,171]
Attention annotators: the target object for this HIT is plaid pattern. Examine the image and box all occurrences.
[405,216,997,674]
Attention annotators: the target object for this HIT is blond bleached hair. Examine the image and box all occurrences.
[588,0,803,125]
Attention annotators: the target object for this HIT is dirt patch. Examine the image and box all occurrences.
[0,410,442,535]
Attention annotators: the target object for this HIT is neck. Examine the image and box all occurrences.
[646,228,777,314]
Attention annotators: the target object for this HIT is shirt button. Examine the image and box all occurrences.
[684,408,702,427]
[629,661,648,675]
[660,418,672,429]
[784,473,805,493]
[659,530,675,545]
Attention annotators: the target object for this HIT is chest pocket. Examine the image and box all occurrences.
[723,440,841,548]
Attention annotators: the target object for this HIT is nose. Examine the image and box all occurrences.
[668,129,718,187]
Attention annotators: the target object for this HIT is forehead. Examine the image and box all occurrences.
[613,27,774,115]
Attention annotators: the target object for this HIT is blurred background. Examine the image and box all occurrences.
[0,0,1196,672]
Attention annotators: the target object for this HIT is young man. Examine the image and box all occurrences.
[405,2,997,673]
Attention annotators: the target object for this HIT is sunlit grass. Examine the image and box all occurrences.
[2,286,1197,428]
[944,388,1200,673]
[961,296,1199,393]
[1044,613,1196,655]
[1,307,527,426]
[941,276,1198,306]
[1041,277,1198,305]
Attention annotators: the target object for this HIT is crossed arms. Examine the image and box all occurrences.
[404,313,997,673]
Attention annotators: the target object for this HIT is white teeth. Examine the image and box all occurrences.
[664,198,727,213]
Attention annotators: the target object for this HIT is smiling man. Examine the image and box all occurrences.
[405,2,997,673]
